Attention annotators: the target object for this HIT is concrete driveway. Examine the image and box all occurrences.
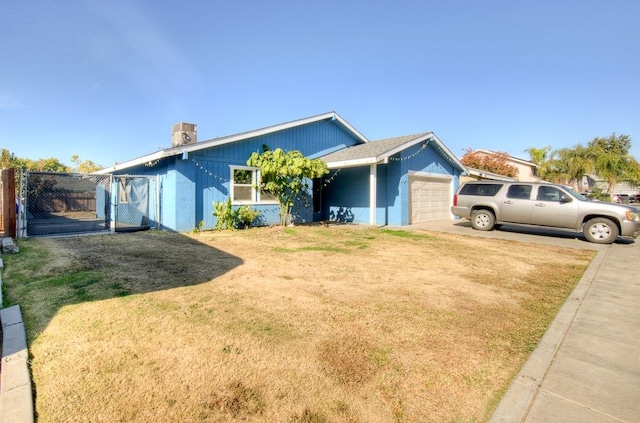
[408,219,620,251]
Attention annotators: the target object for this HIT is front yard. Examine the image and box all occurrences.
[2,226,594,422]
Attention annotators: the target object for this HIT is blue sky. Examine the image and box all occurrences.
[2,0,639,168]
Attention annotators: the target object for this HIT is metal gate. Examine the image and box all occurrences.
[25,172,112,236]
[114,175,152,232]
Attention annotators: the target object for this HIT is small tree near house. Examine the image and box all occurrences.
[247,147,329,226]
[461,149,518,178]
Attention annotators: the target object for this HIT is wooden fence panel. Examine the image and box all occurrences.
[1,169,17,238]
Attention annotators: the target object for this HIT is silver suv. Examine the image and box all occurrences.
[451,181,640,244]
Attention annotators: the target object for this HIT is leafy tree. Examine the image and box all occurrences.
[28,158,70,172]
[1,150,105,173]
[585,133,640,198]
[524,146,550,165]
[246,147,328,226]
[527,134,639,196]
[460,149,518,178]
[1,149,21,169]
[543,145,591,190]
[1,150,69,172]
[71,155,102,173]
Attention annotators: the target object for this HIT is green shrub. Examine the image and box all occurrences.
[237,205,261,229]
[213,198,239,230]
[212,199,261,230]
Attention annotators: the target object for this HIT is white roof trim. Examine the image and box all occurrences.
[466,168,516,181]
[431,134,467,171]
[325,157,380,168]
[179,112,369,155]
[475,149,539,167]
[94,150,175,174]
[324,132,467,171]
[95,112,369,174]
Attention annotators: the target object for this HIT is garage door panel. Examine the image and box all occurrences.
[410,177,451,223]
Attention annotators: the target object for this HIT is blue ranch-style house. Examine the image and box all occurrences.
[96,112,466,232]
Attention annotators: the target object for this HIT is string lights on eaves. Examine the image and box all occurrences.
[388,140,430,162]
[191,159,228,183]
[144,159,161,167]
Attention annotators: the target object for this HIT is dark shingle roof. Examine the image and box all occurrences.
[320,133,430,164]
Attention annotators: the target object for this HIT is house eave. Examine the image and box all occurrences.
[323,132,467,172]
[93,150,172,174]
[466,168,517,181]
[94,111,370,174]
[475,149,539,168]
[182,111,369,154]
[325,157,381,169]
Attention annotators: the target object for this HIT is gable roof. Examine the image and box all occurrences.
[95,112,368,174]
[320,132,466,171]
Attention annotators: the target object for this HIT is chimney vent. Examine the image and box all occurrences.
[171,122,197,147]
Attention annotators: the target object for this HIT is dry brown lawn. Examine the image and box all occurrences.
[2,225,595,423]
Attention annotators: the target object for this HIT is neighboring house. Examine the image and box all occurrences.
[461,167,516,183]
[464,149,541,182]
[96,112,466,231]
[580,174,640,195]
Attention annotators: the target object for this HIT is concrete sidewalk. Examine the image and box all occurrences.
[412,220,640,422]
[490,239,640,422]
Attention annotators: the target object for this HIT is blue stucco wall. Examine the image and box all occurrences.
[154,118,363,231]
[322,167,370,224]
[322,141,464,226]
[107,120,463,231]
[391,143,462,225]
[202,119,361,230]
[375,166,388,225]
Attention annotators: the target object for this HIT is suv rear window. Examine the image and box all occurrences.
[459,183,503,196]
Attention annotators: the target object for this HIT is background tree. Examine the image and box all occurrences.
[525,133,639,198]
[585,133,640,197]
[460,149,518,177]
[28,158,70,172]
[1,149,21,169]
[1,150,69,172]
[524,146,551,165]
[524,146,552,180]
[71,155,102,173]
[247,147,328,226]
[544,145,591,190]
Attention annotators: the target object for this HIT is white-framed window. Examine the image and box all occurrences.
[230,166,277,204]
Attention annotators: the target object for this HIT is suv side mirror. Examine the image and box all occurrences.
[559,194,572,203]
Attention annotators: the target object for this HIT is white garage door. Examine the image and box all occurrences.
[410,175,452,223]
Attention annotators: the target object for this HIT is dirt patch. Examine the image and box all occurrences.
[3,225,595,423]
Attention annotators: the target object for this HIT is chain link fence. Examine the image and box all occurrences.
[25,172,112,236]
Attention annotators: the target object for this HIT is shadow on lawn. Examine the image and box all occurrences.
[2,230,244,341]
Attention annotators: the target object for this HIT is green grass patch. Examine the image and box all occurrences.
[343,240,369,249]
[273,245,350,253]
[380,229,436,240]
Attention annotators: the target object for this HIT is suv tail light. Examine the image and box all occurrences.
[453,194,458,206]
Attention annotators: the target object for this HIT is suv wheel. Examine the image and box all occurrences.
[471,209,495,231]
[583,217,619,244]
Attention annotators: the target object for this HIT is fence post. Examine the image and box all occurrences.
[2,169,17,238]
